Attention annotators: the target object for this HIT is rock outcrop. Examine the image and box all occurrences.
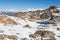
[0,13,18,25]
[11,6,60,21]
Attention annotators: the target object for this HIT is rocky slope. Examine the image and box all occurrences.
[11,6,60,21]
[0,13,18,25]
[0,6,60,40]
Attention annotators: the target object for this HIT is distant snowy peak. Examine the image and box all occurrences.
[0,9,20,12]
[0,9,20,16]
[27,8,43,11]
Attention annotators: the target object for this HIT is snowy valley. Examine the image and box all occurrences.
[0,6,60,40]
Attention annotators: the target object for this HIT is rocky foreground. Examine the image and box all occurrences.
[0,6,60,40]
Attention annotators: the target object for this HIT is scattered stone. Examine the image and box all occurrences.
[23,25,31,28]
[57,27,60,31]
[16,32,20,35]
[20,38,28,40]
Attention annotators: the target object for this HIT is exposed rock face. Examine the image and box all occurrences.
[48,6,60,14]
[0,13,18,25]
[29,31,55,40]
[11,6,59,21]
[0,34,17,40]
[40,13,50,19]
[20,38,28,40]
[11,10,51,21]
[23,25,31,28]
[57,27,60,31]
[53,9,60,13]
[34,31,55,37]
[48,6,57,10]
[1,6,60,22]
[12,12,26,19]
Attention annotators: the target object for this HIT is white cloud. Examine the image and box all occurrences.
[0,8,44,12]
[0,9,20,12]
[27,8,43,11]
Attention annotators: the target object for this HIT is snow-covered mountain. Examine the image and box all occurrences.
[0,6,60,40]
[0,9,20,16]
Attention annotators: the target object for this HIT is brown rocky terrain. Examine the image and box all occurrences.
[0,6,60,40]
[0,13,18,25]
[29,30,56,40]
[0,34,17,40]
[11,6,60,22]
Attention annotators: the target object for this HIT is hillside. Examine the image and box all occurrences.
[11,6,60,22]
[0,13,18,25]
[0,6,60,40]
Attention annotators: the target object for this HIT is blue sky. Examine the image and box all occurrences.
[0,0,60,11]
